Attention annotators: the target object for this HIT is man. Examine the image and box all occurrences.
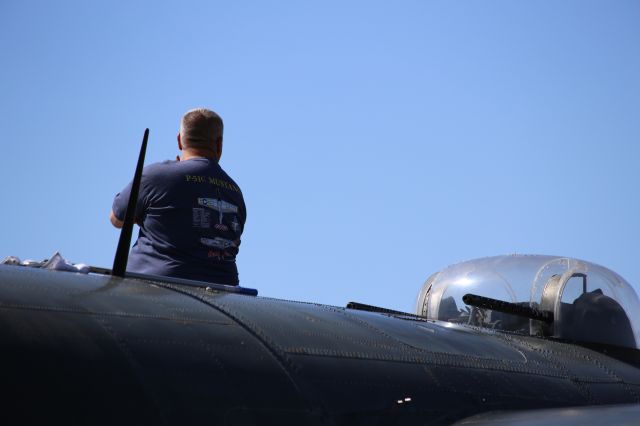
[110,108,246,285]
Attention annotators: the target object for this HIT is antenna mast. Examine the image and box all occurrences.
[112,128,149,277]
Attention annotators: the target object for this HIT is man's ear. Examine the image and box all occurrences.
[177,133,183,150]
[216,136,223,160]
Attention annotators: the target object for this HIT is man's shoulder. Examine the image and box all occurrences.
[142,160,183,176]
[137,161,185,190]
[144,159,177,170]
[216,165,238,183]
[217,165,244,195]
[142,160,243,195]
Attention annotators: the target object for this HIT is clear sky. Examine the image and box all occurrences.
[1,1,638,312]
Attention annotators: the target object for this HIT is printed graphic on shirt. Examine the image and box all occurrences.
[196,197,241,261]
[185,175,242,193]
[192,208,211,228]
[198,198,238,213]
[207,250,235,261]
[200,237,237,250]
[201,237,240,261]
[230,216,241,232]
[198,198,239,227]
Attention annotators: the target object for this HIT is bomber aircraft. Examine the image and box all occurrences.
[1,130,639,425]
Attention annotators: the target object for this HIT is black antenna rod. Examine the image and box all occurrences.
[112,128,149,277]
[463,293,554,323]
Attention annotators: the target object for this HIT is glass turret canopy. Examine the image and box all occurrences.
[415,255,640,349]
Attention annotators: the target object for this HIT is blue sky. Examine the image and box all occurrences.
[1,1,638,312]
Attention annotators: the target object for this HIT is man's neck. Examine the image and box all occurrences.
[181,148,218,161]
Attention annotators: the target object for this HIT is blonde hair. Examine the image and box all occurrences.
[180,108,223,149]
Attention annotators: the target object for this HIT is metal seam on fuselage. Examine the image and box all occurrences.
[321,304,447,354]
[155,283,333,425]
[93,314,170,425]
[514,337,597,403]
[313,306,634,383]
[577,349,640,401]
[0,302,232,324]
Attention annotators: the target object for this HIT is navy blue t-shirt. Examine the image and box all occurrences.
[112,158,246,285]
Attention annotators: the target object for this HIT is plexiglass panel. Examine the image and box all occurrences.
[416,255,640,349]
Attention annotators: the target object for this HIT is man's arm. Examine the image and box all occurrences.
[111,165,151,230]
[111,178,138,229]
[110,210,124,229]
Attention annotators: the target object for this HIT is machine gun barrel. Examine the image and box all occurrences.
[462,293,554,323]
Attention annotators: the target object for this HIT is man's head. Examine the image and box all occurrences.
[178,108,224,160]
